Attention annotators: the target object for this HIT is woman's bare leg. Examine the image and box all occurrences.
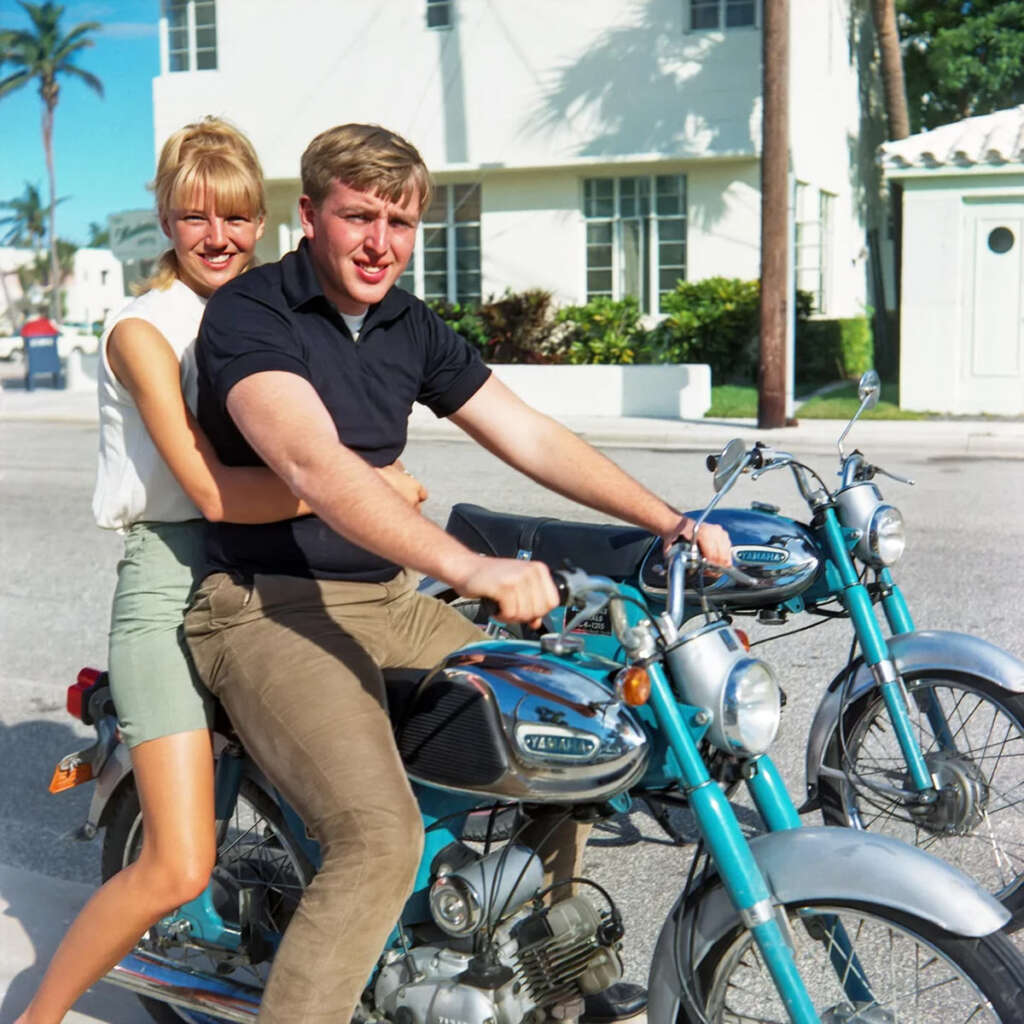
[15,728,215,1024]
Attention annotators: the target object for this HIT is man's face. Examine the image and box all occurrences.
[299,179,420,315]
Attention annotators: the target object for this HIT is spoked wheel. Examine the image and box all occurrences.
[819,670,1024,929]
[102,776,313,1024]
[685,900,1024,1023]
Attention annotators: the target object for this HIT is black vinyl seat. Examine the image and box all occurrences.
[444,503,654,581]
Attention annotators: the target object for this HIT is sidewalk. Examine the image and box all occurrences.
[4,379,1023,458]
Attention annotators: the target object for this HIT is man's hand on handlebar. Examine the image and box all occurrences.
[663,515,732,567]
[453,558,561,628]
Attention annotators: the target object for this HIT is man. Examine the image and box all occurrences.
[185,123,729,1024]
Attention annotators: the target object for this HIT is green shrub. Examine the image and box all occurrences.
[555,296,649,365]
[428,300,489,353]
[654,278,761,383]
[477,289,562,364]
[795,315,873,387]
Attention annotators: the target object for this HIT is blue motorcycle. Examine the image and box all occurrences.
[427,371,1024,930]
[52,549,1024,1020]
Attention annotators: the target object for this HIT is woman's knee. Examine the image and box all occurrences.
[135,842,215,909]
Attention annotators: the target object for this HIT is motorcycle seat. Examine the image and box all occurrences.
[445,503,653,581]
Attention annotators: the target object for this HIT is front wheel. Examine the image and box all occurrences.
[668,897,1024,1022]
[819,670,1024,929]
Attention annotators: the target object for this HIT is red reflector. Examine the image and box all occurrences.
[735,629,751,652]
[67,668,103,721]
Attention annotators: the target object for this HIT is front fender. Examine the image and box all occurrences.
[647,825,1009,1022]
[804,630,1024,798]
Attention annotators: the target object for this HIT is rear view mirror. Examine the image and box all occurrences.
[712,438,746,493]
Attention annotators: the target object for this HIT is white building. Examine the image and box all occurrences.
[152,0,875,324]
[63,248,127,329]
[882,106,1024,416]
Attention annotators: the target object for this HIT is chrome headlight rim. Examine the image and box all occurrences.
[429,874,483,937]
[866,503,906,567]
[719,656,782,756]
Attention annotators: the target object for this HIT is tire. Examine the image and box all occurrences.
[818,670,1024,930]
[673,897,1024,1022]
[102,774,313,1024]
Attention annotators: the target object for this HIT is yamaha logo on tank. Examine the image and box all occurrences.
[515,722,599,761]
[735,546,788,565]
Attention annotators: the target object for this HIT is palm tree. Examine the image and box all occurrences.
[871,0,910,141]
[0,2,103,317]
[0,180,57,248]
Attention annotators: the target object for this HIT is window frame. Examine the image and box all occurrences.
[163,0,217,73]
[426,0,453,30]
[582,173,688,315]
[686,0,761,32]
[794,181,835,315]
[399,182,481,306]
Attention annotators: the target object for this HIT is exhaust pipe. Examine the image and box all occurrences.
[105,950,261,1022]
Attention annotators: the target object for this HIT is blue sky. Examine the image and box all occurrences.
[0,1,159,246]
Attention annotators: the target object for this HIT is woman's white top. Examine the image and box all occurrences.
[93,279,205,530]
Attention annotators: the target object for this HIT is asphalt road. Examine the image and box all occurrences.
[2,418,1024,1020]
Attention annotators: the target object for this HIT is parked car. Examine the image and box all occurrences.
[0,322,100,361]
[0,335,22,360]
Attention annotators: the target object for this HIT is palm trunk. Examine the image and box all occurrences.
[42,100,60,319]
[871,0,910,141]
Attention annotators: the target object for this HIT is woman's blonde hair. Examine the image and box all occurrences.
[144,116,266,292]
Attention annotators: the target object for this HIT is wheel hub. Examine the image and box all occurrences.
[909,750,989,835]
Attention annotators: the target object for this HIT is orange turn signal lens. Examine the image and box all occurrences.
[49,756,93,794]
[615,666,651,706]
[735,629,751,652]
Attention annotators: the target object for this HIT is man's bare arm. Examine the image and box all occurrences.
[225,371,557,621]
[449,375,731,565]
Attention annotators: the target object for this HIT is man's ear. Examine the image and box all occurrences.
[298,195,317,240]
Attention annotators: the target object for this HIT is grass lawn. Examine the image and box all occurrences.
[707,380,931,420]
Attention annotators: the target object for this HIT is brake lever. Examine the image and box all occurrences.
[873,465,916,487]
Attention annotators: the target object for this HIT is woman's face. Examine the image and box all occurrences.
[163,188,265,297]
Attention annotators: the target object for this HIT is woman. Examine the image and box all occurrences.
[16,116,423,1024]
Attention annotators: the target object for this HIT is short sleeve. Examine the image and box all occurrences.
[415,305,492,417]
[199,286,311,410]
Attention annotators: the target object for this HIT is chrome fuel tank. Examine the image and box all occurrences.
[639,508,823,608]
[396,642,649,803]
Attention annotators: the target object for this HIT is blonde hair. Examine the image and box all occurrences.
[300,123,431,214]
[144,116,266,292]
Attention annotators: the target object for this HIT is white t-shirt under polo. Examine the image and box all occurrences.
[93,279,205,530]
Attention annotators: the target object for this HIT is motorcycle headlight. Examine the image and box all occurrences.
[720,657,781,756]
[867,504,905,567]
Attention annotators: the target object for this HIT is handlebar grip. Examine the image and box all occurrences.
[478,598,499,621]
[551,571,571,603]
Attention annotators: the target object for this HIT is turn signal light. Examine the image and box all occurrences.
[734,629,751,652]
[615,666,651,706]
[49,755,93,794]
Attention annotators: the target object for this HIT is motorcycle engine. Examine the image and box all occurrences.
[373,893,622,1024]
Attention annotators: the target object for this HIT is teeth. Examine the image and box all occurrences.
[205,254,231,265]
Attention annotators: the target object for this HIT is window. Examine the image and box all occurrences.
[794,182,834,314]
[583,175,687,314]
[164,0,217,72]
[399,184,481,304]
[689,0,758,30]
[426,0,452,29]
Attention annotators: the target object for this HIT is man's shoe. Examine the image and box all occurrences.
[580,982,648,1022]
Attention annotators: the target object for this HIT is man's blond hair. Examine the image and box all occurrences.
[300,124,431,213]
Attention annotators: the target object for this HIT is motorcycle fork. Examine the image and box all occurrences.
[877,568,957,750]
[820,509,935,794]
[649,663,819,1023]
[744,756,875,1007]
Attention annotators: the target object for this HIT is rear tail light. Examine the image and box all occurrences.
[67,667,104,723]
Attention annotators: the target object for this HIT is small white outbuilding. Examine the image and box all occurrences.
[881,105,1024,416]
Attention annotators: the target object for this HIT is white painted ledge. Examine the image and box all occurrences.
[487,364,712,419]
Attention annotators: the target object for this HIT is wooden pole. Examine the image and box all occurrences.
[759,0,789,429]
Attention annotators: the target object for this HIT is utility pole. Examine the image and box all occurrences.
[759,0,789,429]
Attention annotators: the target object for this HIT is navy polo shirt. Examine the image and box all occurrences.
[195,239,491,581]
